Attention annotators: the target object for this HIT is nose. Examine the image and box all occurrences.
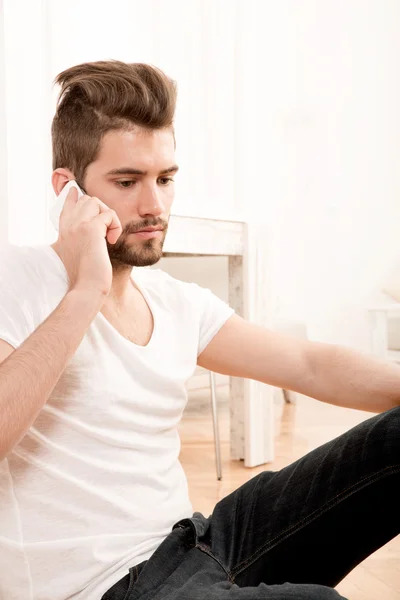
[137,184,165,218]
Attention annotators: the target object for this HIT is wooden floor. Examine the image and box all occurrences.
[178,386,400,599]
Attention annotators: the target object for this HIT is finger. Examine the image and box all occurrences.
[75,195,109,211]
[75,193,91,206]
[75,196,112,221]
[95,209,123,244]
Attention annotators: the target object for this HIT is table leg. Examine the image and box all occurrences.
[228,256,245,460]
[229,250,274,467]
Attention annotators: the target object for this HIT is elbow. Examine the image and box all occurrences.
[299,341,334,399]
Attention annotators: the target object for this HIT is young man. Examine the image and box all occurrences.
[0,60,398,600]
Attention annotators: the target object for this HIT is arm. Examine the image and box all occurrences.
[0,289,104,460]
[198,314,400,413]
[0,184,123,460]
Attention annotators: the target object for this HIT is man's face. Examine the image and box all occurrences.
[83,127,177,268]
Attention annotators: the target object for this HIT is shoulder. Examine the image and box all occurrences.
[0,243,62,286]
[136,267,234,322]
[0,243,68,315]
[135,267,234,355]
[0,244,50,346]
[0,243,33,273]
[0,243,39,288]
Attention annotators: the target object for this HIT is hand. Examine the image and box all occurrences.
[55,186,122,297]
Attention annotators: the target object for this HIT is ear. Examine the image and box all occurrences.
[52,168,75,195]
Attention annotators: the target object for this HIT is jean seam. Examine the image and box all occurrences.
[196,543,235,583]
[230,463,399,580]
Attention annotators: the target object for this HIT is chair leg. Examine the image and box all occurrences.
[209,371,222,480]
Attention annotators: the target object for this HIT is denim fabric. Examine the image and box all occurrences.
[102,406,400,600]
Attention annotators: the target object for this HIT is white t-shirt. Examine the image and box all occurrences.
[0,244,234,600]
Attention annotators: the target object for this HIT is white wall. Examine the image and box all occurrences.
[2,0,52,245]
[255,0,400,350]
[0,2,8,243]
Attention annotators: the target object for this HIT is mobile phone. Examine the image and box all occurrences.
[49,180,85,232]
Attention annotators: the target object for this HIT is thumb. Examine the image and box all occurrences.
[63,185,79,208]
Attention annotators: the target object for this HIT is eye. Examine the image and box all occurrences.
[158,177,174,186]
[117,180,136,188]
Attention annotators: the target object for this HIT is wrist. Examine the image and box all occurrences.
[66,286,107,315]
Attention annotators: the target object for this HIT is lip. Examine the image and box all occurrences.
[132,229,163,240]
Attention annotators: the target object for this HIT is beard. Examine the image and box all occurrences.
[106,217,169,269]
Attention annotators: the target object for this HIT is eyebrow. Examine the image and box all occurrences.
[106,165,179,176]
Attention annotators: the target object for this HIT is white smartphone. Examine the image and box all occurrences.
[50,180,85,232]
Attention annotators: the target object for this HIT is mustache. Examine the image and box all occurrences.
[122,218,169,235]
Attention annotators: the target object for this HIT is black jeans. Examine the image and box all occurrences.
[102,406,400,599]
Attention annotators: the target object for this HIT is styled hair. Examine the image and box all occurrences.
[51,60,177,184]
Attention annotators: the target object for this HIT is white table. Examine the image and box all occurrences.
[164,214,275,467]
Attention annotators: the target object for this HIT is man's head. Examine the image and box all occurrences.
[51,60,178,268]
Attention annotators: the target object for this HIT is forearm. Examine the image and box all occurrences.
[0,289,104,459]
[307,341,400,413]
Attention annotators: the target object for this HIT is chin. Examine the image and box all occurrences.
[107,239,164,268]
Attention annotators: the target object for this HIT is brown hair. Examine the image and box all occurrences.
[51,60,177,185]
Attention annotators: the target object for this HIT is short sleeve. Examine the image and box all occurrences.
[0,282,32,349]
[192,284,235,356]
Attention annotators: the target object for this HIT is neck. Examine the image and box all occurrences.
[108,263,135,305]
